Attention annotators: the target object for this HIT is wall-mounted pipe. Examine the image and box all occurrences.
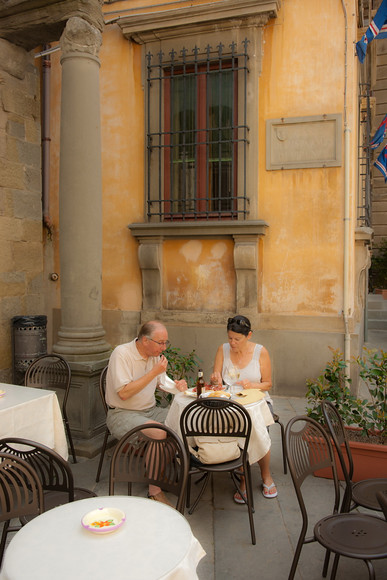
[341,0,351,380]
[41,45,52,233]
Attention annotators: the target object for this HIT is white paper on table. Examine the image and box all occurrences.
[159,374,181,395]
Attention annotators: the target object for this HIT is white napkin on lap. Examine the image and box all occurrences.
[159,374,181,395]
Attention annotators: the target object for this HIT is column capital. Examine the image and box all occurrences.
[60,16,102,58]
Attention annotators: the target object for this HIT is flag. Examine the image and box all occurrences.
[356,0,387,63]
[374,145,387,181]
[368,115,387,149]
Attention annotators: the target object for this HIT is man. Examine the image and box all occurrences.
[106,321,187,504]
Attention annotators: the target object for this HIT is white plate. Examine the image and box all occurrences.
[184,388,197,398]
[200,390,231,399]
[0,390,5,398]
[81,507,126,534]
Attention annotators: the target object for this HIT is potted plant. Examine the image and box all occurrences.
[305,348,387,481]
[155,345,201,407]
[369,237,387,298]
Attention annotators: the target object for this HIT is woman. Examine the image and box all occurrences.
[211,315,277,503]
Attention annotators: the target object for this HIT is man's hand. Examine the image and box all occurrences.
[174,379,187,392]
[153,354,168,375]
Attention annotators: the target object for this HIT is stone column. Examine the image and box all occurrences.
[53,17,110,361]
[53,17,110,456]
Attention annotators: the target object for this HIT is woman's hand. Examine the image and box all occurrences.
[210,371,222,387]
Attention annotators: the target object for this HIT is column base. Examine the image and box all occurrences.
[53,326,111,361]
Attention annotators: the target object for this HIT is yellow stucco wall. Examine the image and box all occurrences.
[47,0,359,324]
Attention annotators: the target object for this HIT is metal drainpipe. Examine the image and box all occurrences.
[341,0,351,379]
[42,45,51,233]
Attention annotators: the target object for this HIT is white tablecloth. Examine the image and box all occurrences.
[0,383,68,459]
[0,496,206,580]
[165,392,274,463]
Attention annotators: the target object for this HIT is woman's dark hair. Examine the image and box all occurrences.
[227,315,252,336]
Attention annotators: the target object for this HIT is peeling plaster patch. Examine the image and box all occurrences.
[210,242,227,260]
[179,240,202,262]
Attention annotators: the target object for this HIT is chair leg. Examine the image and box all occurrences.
[96,427,110,482]
[244,463,256,545]
[329,553,340,580]
[364,559,376,580]
[0,520,10,569]
[64,417,77,463]
[188,472,211,515]
[276,417,287,475]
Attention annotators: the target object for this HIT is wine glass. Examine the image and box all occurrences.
[224,365,241,394]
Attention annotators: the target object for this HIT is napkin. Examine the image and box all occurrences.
[159,374,181,395]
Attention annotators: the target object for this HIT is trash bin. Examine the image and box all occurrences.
[12,315,47,385]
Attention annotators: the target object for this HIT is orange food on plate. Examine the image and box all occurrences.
[207,390,231,398]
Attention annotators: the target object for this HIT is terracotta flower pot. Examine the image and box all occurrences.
[314,428,387,482]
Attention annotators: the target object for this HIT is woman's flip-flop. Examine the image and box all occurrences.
[233,490,247,504]
[262,482,278,498]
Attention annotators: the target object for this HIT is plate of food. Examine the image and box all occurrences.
[200,390,231,399]
[81,507,126,534]
[0,390,5,398]
[184,387,197,398]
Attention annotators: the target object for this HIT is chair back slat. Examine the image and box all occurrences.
[180,398,251,440]
[109,423,188,514]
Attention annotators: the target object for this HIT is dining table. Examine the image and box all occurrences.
[165,390,274,463]
[0,383,68,460]
[0,495,206,580]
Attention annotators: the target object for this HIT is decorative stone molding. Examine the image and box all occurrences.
[0,0,104,51]
[117,0,280,43]
[129,221,268,312]
[61,16,102,57]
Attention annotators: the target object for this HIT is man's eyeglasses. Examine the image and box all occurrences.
[147,337,170,347]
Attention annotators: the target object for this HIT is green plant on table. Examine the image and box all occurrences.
[155,345,201,407]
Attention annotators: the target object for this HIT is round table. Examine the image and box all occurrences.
[0,496,205,580]
[165,392,274,463]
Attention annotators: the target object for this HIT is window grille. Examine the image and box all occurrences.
[358,83,372,228]
[146,40,250,221]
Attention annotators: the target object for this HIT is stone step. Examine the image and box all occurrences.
[368,318,387,330]
[368,309,387,320]
[368,294,387,310]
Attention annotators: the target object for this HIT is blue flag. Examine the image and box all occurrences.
[374,145,387,181]
[368,115,387,149]
[356,0,387,63]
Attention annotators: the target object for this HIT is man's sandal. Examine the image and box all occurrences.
[148,491,173,507]
[262,482,278,498]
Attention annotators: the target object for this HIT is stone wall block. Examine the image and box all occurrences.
[7,119,25,139]
[0,240,14,272]
[16,139,41,167]
[24,118,41,144]
[0,295,23,321]
[0,272,25,299]
[12,241,42,272]
[22,220,43,243]
[12,190,42,220]
[25,292,45,314]
[23,165,42,193]
[0,216,22,241]
[0,39,27,80]
[2,86,39,119]
[0,158,24,189]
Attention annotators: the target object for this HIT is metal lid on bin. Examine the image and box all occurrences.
[12,316,47,328]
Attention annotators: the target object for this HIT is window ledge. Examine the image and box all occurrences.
[128,220,269,240]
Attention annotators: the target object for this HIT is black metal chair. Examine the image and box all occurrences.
[24,353,77,463]
[285,415,387,580]
[96,365,115,482]
[321,400,387,513]
[109,423,188,514]
[272,412,287,474]
[0,438,96,524]
[376,490,387,520]
[0,452,44,567]
[180,397,255,544]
